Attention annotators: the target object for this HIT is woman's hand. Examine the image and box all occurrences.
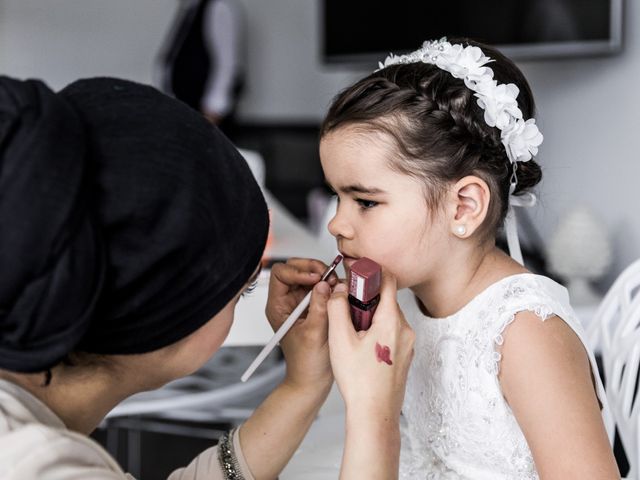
[326,270,415,479]
[266,258,338,392]
[239,259,338,480]
[327,270,414,417]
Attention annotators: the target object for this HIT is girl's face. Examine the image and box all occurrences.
[320,127,450,289]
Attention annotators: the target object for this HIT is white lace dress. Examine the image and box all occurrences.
[397,274,609,479]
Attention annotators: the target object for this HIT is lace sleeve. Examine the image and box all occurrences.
[492,303,555,375]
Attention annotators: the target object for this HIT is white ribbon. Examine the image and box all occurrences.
[504,187,537,265]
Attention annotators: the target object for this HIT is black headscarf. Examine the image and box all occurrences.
[0,76,268,373]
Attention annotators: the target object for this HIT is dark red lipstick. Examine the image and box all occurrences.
[375,342,393,365]
[348,257,381,331]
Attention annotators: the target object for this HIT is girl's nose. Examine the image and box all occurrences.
[327,204,354,240]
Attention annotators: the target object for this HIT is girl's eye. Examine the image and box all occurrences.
[356,199,378,209]
[241,280,258,298]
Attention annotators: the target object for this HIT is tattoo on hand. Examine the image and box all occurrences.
[375,342,393,366]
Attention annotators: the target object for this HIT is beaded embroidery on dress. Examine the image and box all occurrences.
[397,274,609,479]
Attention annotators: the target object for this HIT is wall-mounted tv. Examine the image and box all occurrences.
[323,0,623,65]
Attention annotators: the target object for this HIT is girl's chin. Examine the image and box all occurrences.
[342,256,358,269]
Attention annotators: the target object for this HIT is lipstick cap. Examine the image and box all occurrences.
[349,257,381,303]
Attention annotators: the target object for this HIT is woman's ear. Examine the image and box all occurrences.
[448,176,490,238]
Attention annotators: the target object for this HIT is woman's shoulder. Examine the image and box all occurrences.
[0,380,127,479]
[0,423,127,479]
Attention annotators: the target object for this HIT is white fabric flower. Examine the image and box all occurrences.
[475,82,522,130]
[437,45,493,86]
[435,43,464,74]
[501,118,544,163]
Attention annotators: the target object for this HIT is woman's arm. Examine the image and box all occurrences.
[342,404,401,479]
[239,376,332,479]
[327,272,415,480]
[239,259,336,479]
[500,312,620,479]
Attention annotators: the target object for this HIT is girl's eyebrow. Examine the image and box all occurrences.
[324,179,386,195]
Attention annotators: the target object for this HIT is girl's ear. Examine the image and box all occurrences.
[448,176,490,238]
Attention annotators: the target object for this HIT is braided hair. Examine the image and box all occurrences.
[321,38,542,240]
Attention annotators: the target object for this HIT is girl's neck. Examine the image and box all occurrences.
[412,246,528,318]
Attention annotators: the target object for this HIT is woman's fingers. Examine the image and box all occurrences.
[327,283,356,343]
[270,261,321,284]
[268,261,321,297]
[271,258,337,285]
[369,270,401,331]
[298,280,331,326]
[377,269,398,308]
[285,257,329,274]
[267,258,342,328]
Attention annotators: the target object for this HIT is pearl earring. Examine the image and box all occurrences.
[455,225,467,236]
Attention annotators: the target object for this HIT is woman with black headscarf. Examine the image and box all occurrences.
[0,76,415,479]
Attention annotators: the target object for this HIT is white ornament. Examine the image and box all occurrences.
[547,207,612,305]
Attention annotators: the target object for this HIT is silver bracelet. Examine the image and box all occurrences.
[218,428,245,480]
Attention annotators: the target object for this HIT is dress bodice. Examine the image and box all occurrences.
[397,274,608,479]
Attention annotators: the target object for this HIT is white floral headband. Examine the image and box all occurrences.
[377,38,543,165]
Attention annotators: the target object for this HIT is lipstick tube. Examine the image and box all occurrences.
[348,257,381,331]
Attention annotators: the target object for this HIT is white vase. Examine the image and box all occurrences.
[547,207,612,305]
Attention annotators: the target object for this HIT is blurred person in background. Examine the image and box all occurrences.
[157,0,245,140]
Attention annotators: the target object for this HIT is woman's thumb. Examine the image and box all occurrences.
[327,282,355,342]
[305,280,331,324]
[378,269,398,306]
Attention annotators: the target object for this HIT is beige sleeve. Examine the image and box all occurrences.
[167,427,254,480]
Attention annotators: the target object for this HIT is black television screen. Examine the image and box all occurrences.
[323,0,623,64]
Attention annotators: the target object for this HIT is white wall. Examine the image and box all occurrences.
[0,0,177,88]
[234,0,366,121]
[518,6,640,286]
[0,0,637,284]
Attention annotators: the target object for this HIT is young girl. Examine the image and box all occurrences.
[320,38,620,478]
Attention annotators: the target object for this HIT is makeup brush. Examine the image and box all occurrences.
[241,254,343,382]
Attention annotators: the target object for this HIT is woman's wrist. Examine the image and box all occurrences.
[343,395,402,421]
[342,408,401,479]
[239,374,333,479]
[346,405,400,421]
[282,370,333,394]
[280,374,333,404]
[345,401,401,430]
[346,416,401,446]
